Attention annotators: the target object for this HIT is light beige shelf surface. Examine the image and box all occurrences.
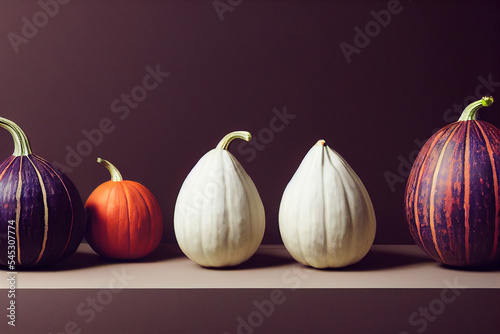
[1,244,499,289]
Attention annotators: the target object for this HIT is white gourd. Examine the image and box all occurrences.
[279,140,376,268]
[174,131,265,267]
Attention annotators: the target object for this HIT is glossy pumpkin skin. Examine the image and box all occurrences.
[0,155,86,268]
[405,98,500,267]
[85,171,163,259]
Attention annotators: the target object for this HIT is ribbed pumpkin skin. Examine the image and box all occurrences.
[85,180,163,259]
[279,142,376,268]
[405,120,500,267]
[0,155,86,268]
[174,149,265,267]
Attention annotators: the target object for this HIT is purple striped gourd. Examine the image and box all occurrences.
[405,96,500,267]
[0,117,86,268]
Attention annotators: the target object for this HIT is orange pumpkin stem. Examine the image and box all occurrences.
[97,158,123,182]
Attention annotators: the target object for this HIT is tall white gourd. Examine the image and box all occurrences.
[174,131,265,267]
[279,140,376,268]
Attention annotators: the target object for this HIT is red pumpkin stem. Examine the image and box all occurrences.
[458,96,494,121]
[216,131,252,150]
[97,158,123,182]
[0,117,32,156]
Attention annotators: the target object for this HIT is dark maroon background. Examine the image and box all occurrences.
[0,0,499,245]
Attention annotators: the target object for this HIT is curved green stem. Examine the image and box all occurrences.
[458,96,494,121]
[216,131,252,150]
[97,158,123,182]
[0,117,32,156]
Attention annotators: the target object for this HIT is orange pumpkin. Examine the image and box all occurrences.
[85,158,163,259]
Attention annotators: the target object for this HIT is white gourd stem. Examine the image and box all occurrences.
[216,131,252,150]
[458,96,494,121]
[0,117,32,156]
[97,158,123,182]
[316,139,326,147]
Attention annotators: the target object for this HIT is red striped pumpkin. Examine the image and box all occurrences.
[405,96,500,267]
